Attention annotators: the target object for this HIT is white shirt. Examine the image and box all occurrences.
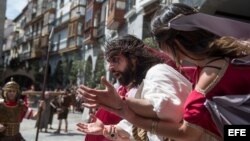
[117,63,192,141]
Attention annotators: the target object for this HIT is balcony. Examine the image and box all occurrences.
[56,13,70,27]
[71,0,86,9]
[107,0,126,30]
[97,21,105,38]
[84,1,101,43]
[83,28,97,44]
[41,35,49,48]
[45,1,56,12]
[31,38,43,58]
[43,12,56,26]
[70,7,86,21]
[15,36,26,45]
[19,51,31,61]
[33,37,41,48]
[137,0,158,9]
[31,48,43,58]
[58,36,82,54]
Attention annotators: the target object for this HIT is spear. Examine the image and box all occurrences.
[35,27,54,141]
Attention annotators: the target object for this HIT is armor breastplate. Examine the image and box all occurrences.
[0,102,24,136]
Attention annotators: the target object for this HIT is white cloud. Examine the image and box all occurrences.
[6,0,28,20]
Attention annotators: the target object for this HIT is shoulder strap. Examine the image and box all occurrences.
[203,65,222,70]
[203,57,224,70]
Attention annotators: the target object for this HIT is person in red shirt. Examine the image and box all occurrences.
[149,3,250,141]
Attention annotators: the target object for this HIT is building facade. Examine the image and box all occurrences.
[0,0,7,67]
[1,0,250,89]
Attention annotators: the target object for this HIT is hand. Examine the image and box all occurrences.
[76,115,104,135]
[39,100,45,110]
[32,111,38,119]
[0,124,6,132]
[77,76,123,109]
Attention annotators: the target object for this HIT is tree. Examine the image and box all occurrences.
[143,37,159,49]
[68,60,85,85]
[84,60,95,88]
[94,55,106,89]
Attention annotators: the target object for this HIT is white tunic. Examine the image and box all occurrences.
[117,63,192,141]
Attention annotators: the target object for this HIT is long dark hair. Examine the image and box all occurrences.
[151,3,250,62]
[105,34,167,86]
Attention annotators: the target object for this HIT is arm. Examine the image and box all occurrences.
[24,100,45,120]
[102,101,202,141]
[78,79,155,117]
[79,64,191,120]
[50,100,57,109]
[125,97,156,118]
[20,103,35,120]
[126,64,192,120]
[126,63,221,141]
[128,114,203,141]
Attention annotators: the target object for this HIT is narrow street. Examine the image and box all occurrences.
[21,109,86,141]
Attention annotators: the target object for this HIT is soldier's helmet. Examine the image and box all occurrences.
[1,78,22,102]
[2,77,20,92]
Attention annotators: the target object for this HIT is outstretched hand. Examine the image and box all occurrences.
[76,115,104,135]
[77,76,123,109]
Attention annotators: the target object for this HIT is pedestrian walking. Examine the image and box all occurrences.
[53,88,72,134]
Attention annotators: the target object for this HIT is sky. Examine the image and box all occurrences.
[6,0,28,20]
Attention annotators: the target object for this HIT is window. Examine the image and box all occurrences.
[68,22,77,37]
[85,8,93,22]
[78,23,83,35]
[116,1,126,10]
[60,0,64,7]
[126,0,135,11]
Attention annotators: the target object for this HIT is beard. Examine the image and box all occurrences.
[113,64,135,86]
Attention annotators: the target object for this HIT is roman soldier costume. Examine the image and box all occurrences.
[0,78,32,141]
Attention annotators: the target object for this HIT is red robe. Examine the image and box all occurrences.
[84,86,127,141]
[183,61,250,138]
